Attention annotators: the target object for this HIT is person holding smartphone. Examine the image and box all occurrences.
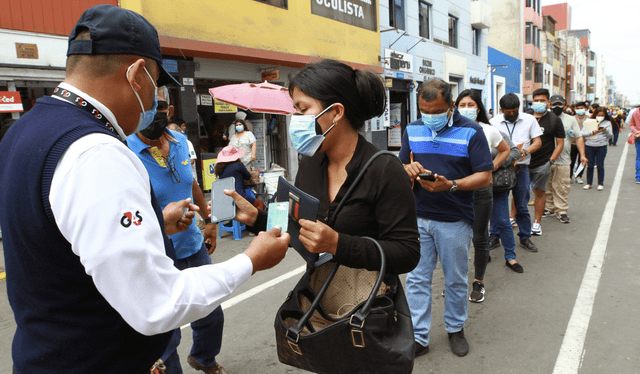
[583,107,613,191]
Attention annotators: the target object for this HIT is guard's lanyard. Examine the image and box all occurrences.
[504,120,517,140]
[52,86,117,135]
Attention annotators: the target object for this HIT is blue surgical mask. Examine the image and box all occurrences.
[127,64,158,133]
[575,109,586,116]
[235,125,244,133]
[532,102,547,114]
[289,104,335,157]
[421,109,451,132]
[458,108,478,121]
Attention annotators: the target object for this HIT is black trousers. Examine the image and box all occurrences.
[472,185,493,281]
[570,144,584,177]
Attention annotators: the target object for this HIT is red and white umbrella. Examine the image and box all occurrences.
[208,81,296,115]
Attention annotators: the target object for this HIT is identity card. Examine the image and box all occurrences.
[267,202,289,232]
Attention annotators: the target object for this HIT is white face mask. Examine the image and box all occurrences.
[596,116,605,123]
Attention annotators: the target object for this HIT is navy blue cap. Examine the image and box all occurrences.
[67,5,180,87]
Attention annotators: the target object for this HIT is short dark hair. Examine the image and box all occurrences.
[575,101,587,108]
[532,88,550,99]
[499,93,520,110]
[454,89,490,124]
[289,59,386,131]
[173,118,186,126]
[417,78,452,105]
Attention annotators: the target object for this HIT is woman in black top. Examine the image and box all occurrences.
[227,59,420,275]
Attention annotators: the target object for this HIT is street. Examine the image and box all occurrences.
[1,136,638,374]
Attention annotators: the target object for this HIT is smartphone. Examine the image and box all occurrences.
[210,177,236,223]
[418,173,436,181]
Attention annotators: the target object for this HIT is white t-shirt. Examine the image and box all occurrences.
[230,131,257,166]
[479,122,503,151]
[186,138,198,183]
[490,112,543,165]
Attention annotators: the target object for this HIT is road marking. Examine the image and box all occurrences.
[553,141,629,373]
[180,265,306,330]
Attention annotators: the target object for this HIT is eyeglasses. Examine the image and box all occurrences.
[164,156,180,184]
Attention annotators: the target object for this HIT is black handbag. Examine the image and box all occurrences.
[492,164,517,193]
[274,151,415,374]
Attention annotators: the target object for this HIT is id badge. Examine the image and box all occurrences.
[267,202,289,232]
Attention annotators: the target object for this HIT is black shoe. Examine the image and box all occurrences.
[489,237,501,249]
[448,329,469,357]
[414,341,430,357]
[520,238,538,252]
[558,214,571,223]
[468,281,485,303]
[506,260,524,273]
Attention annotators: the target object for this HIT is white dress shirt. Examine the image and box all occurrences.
[49,83,253,335]
[490,112,543,165]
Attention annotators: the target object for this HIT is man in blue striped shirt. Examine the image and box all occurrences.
[400,78,493,358]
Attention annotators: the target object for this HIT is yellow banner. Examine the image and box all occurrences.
[202,158,217,190]
[214,99,237,113]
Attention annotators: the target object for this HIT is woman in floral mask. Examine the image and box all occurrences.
[583,107,613,190]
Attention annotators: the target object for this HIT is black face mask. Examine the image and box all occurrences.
[140,112,168,140]
[551,106,564,116]
[504,113,519,123]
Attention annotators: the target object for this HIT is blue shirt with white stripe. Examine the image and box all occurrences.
[399,109,493,224]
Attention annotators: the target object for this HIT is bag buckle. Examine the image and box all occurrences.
[351,329,365,348]
[286,330,303,355]
[150,359,166,374]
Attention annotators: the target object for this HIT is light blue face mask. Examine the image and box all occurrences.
[127,64,158,133]
[458,108,478,121]
[532,102,547,114]
[421,109,450,132]
[575,109,586,116]
[289,104,335,157]
[235,125,244,133]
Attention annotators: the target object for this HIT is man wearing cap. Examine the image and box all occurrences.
[128,90,226,373]
[544,95,587,223]
[527,88,565,236]
[0,5,290,374]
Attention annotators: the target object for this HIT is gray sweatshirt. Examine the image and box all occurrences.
[583,120,613,147]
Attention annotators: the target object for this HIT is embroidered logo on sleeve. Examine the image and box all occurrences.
[121,211,143,227]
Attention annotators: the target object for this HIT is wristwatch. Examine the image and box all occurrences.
[449,180,458,193]
[549,159,555,165]
[203,218,212,225]
[523,149,529,156]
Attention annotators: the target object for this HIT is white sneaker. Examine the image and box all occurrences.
[577,178,584,184]
[583,184,591,190]
[597,185,604,191]
[531,221,542,236]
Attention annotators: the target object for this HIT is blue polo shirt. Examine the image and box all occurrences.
[127,129,203,259]
[399,109,493,224]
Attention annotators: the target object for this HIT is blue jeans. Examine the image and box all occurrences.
[610,127,619,145]
[491,166,531,241]
[635,141,640,182]
[489,190,517,261]
[585,145,607,186]
[406,218,473,346]
[162,244,225,373]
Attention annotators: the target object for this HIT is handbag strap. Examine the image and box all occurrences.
[286,237,386,343]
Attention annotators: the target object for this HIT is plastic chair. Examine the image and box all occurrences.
[218,220,246,241]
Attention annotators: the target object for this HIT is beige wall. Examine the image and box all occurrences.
[488,0,523,61]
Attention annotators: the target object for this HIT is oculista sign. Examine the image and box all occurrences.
[0,92,23,113]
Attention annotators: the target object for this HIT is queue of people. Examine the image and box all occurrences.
[2,5,638,374]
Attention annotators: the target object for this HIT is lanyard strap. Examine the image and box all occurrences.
[504,120,517,140]
[52,86,116,135]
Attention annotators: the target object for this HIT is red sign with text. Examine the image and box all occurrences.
[0,92,23,113]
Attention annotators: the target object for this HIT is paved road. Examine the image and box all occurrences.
[1,135,638,373]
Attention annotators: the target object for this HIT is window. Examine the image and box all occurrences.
[419,1,430,39]
[526,23,532,44]
[448,15,458,48]
[253,0,287,9]
[554,46,559,60]
[389,0,405,30]
[525,59,533,80]
[472,28,481,56]
[535,63,543,83]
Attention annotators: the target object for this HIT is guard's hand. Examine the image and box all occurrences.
[203,223,217,254]
[244,227,291,274]
[298,219,339,255]
[404,161,427,180]
[223,189,258,226]
[163,198,199,235]
[418,173,452,192]
[580,155,588,166]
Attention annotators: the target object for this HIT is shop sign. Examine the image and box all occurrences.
[261,70,279,81]
[200,94,213,106]
[419,59,436,75]
[384,78,393,88]
[384,49,413,73]
[383,89,391,127]
[388,125,402,147]
[202,158,217,191]
[15,43,38,59]
[214,99,237,113]
[162,59,179,73]
[182,77,194,86]
[469,77,486,85]
[0,92,23,113]
[311,0,377,32]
